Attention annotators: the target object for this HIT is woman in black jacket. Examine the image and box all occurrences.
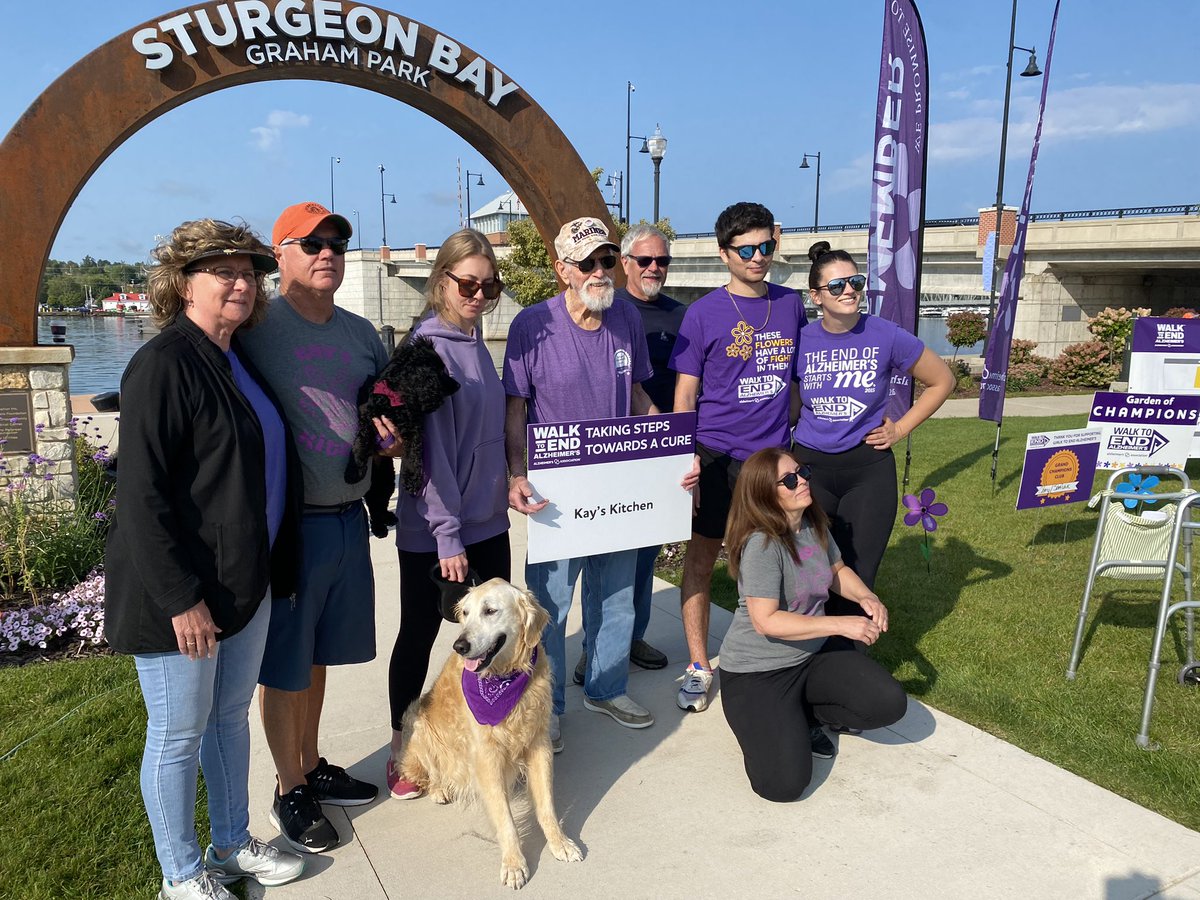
[104,219,305,900]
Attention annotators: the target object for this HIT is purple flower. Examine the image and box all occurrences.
[903,488,948,533]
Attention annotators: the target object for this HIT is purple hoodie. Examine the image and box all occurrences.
[395,313,509,558]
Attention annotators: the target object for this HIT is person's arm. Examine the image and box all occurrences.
[411,396,469,580]
[505,394,547,515]
[673,372,699,413]
[631,383,659,416]
[745,595,882,646]
[829,560,889,632]
[865,347,955,450]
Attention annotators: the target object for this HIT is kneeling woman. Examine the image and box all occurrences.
[718,447,907,802]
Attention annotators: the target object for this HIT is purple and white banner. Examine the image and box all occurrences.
[979,0,1061,423]
[868,0,929,423]
[526,411,696,564]
[1016,428,1101,511]
[1087,392,1200,470]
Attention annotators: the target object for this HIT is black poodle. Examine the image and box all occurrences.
[345,335,460,536]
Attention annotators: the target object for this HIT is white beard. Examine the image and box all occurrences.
[640,277,663,299]
[581,280,614,312]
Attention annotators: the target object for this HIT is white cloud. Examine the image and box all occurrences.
[944,88,971,101]
[249,110,312,152]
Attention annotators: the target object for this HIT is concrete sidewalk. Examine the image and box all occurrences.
[239,511,1200,900]
[934,392,1095,419]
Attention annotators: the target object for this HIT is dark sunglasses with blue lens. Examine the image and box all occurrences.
[815,273,867,297]
[727,238,777,261]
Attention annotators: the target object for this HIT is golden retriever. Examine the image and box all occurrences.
[397,578,584,889]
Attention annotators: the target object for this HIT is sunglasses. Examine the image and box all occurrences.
[776,464,813,491]
[628,255,673,269]
[565,254,617,274]
[816,274,867,297]
[187,266,259,286]
[446,271,504,300]
[728,239,777,261]
[280,236,349,255]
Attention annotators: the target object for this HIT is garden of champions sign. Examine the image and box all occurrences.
[1087,392,1200,470]
[524,412,696,565]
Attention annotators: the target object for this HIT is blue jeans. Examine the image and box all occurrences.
[526,549,637,715]
[632,544,661,643]
[133,596,270,883]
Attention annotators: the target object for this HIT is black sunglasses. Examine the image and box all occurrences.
[446,271,504,300]
[777,464,813,491]
[728,239,777,261]
[281,236,349,255]
[565,254,617,274]
[816,274,867,297]
[628,254,673,269]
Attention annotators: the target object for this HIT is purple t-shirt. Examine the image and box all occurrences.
[792,314,924,453]
[503,293,653,423]
[668,282,804,459]
[227,349,286,547]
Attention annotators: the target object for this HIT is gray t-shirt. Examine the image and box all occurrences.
[240,295,388,505]
[718,525,841,673]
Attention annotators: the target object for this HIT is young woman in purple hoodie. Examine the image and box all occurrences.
[386,229,512,798]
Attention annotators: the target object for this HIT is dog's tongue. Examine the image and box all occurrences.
[464,657,482,673]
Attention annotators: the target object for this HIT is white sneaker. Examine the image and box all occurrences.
[550,713,564,753]
[205,836,305,887]
[677,663,714,713]
[158,872,234,900]
[583,694,654,728]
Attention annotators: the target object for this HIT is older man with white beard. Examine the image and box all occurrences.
[503,216,660,750]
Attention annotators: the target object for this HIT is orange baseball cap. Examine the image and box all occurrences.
[272,201,352,246]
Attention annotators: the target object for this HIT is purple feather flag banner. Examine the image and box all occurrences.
[868,0,929,423]
[979,0,1062,423]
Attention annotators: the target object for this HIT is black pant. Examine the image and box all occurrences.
[389,531,511,730]
[719,638,907,802]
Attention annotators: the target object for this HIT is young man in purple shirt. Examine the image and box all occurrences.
[669,202,806,713]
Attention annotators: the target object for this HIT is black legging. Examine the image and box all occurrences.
[389,531,511,730]
[719,637,907,802]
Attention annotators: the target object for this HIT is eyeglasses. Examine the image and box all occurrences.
[446,271,504,300]
[280,236,349,255]
[565,254,617,274]
[816,274,867,297]
[627,255,673,269]
[727,239,777,261]
[776,464,813,491]
[187,267,259,286]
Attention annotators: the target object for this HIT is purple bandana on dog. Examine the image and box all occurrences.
[462,648,538,726]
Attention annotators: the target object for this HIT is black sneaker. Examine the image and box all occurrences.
[629,639,668,670]
[270,785,339,854]
[828,723,863,736]
[306,757,378,807]
[810,726,837,760]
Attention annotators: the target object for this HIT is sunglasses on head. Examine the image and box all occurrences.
[566,254,617,274]
[728,239,777,261]
[628,254,673,269]
[281,236,349,255]
[776,463,813,491]
[816,274,867,297]
[445,271,504,300]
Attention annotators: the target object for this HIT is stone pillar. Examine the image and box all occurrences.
[0,345,77,506]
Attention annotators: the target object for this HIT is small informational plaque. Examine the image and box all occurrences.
[1087,392,1200,470]
[0,392,34,455]
[525,411,696,565]
[1016,428,1101,510]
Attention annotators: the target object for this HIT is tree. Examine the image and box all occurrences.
[945,311,986,361]
[45,275,86,309]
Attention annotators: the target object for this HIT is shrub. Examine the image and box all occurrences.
[948,358,973,392]
[1086,306,1150,361]
[1049,341,1120,387]
[945,311,986,360]
[1009,339,1039,365]
[1008,361,1046,391]
[1163,307,1198,319]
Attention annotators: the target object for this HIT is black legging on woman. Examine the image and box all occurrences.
[720,637,907,803]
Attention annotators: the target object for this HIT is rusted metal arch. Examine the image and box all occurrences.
[0,3,612,346]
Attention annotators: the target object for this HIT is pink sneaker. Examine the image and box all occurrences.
[386,756,423,800]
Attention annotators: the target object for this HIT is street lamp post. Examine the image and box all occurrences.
[378,164,397,246]
[986,0,1043,341]
[329,156,341,211]
[646,125,667,224]
[799,152,822,231]
[351,209,361,249]
[605,171,624,223]
[624,81,650,223]
[465,170,485,229]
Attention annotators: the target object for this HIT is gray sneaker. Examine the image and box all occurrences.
[550,713,564,754]
[583,694,654,729]
[158,872,234,900]
[206,836,305,887]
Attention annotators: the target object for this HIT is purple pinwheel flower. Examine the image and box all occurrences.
[903,488,948,533]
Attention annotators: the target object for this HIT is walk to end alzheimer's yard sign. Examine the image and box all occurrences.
[1128,317,1200,456]
[525,412,696,565]
[1087,392,1200,470]
[1016,428,1101,510]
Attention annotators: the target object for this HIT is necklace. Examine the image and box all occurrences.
[727,286,771,332]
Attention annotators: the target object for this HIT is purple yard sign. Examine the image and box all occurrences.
[980,0,1062,423]
[868,0,929,423]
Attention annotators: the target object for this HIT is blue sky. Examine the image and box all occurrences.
[2,1,1197,263]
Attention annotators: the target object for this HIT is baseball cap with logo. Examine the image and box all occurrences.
[553,216,620,263]
[272,201,353,246]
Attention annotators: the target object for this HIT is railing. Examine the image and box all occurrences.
[673,203,1200,240]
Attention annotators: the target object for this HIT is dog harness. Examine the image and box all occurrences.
[462,648,538,726]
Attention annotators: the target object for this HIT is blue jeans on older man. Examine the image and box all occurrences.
[133,596,270,884]
[526,549,637,716]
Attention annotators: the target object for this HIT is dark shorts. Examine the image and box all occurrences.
[259,503,376,691]
[692,443,745,540]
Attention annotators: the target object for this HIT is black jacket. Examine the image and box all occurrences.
[104,315,303,654]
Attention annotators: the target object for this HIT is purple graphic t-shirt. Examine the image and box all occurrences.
[793,314,923,453]
[669,283,804,460]
[503,293,653,423]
